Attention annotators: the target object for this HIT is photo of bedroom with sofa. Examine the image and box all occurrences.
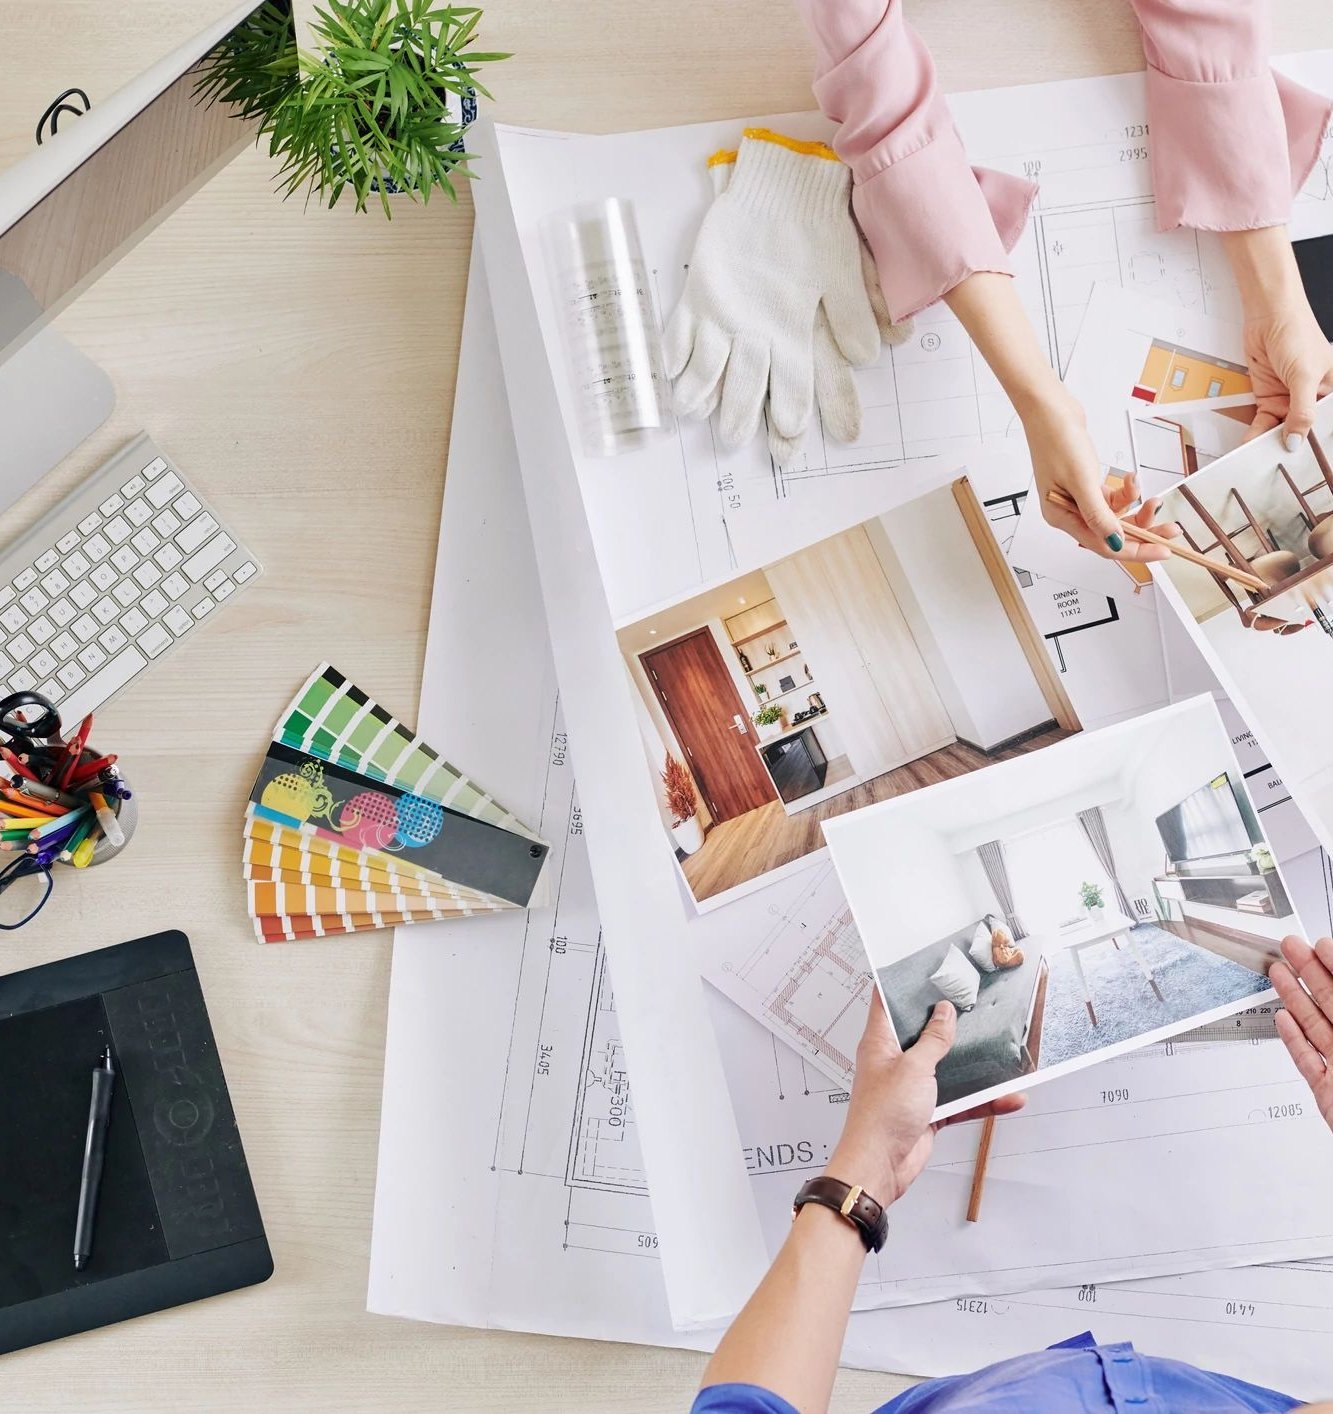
[823,696,1297,1116]
[617,476,1083,909]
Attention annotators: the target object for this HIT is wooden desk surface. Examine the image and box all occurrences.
[1,3,1331,1409]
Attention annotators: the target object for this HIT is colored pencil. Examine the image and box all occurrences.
[0,746,38,782]
[29,805,91,844]
[0,789,67,817]
[58,815,97,863]
[57,713,95,789]
[68,754,118,788]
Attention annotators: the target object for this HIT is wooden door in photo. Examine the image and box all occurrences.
[641,629,778,824]
[767,526,953,779]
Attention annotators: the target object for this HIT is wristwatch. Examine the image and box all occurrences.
[791,1175,889,1253]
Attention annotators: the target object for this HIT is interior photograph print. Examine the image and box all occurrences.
[616,476,1081,908]
[1152,399,1333,853]
[823,696,1296,1118]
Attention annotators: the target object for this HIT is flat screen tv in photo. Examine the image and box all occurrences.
[822,696,1299,1120]
[1150,398,1333,857]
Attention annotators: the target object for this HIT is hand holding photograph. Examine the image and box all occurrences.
[823,697,1299,1119]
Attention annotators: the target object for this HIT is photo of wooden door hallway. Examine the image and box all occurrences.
[617,476,1084,909]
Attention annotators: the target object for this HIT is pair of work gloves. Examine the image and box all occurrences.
[663,127,910,465]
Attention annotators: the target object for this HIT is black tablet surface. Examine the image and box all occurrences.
[1296,233,1333,341]
[0,931,271,1354]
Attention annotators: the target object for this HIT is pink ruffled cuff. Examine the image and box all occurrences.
[1147,64,1333,232]
[850,125,1037,323]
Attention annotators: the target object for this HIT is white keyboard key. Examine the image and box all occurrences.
[139,590,168,618]
[131,528,159,556]
[182,535,235,583]
[213,579,236,601]
[57,662,85,689]
[84,534,111,563]
[164,605,193,637]
[0,606,26,633]
[49,600,76,628]
[78,644,106,671]
[29,649,56,678]
[142,457,168,480]
[152,510,181,537]
[70,582,96,609]
[0,588,13,610]
[112,582,140,607]
[9,668,36,692]
[34,549,59,573]
[111,546,138,573]
[119,608,148,636]
[19,588,47,614]
[71,614,98,643]
[12,568,36,592]
[176,514,218,555]
[147,471,183,507]
[125,498,153,528]
[104,516,133,545]
[0,651,11,677]
[204,568,228,592]
[191,596,216,619]
[56,531,80,554]
[173,491,201,521]
[40,569,68,596]
[62,551,90,579]
[162,572,190,601]
[233,561,257,584]
[154,545,183,572]
[99,626,128,653]
[133,564,161,589]
[91,598,118,626]
[33,675,57,700]
[29,616,54,645]
[137,625,171,658]
[77,514,102,536]
[56,646,148,722]
[120,474,146,499]
[50,632,77,660]
[90,564,117,591]
[8,634,33,660]
[98,493,124,516]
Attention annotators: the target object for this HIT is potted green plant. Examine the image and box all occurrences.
[195,0,507,217]
[661,754,704,856]
[752,702,786,740]
[1248,843,1275,873]
[1079,881,1106,921]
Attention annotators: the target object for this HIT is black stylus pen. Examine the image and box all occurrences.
[73,1046,115,1272]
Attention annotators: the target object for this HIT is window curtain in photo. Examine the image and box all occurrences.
[976,839,1026,939]
[1077,806,1134,917]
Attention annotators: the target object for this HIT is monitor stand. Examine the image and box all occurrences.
[0,272,115,516]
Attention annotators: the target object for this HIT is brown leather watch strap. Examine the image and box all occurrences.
[791,1175,889,1253]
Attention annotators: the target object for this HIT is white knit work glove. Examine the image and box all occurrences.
[664,128,884,459]
[704,147,912,463]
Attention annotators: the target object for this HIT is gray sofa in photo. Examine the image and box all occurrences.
[876,919,1048,1107]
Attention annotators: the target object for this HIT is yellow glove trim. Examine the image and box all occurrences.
[706,148,738,168]
[741,127,841,163]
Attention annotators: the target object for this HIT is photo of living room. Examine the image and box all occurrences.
[823,696,1294,1118]
[1153,399,1333,853]
[616,478,1083,908]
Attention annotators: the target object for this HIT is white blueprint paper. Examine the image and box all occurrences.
[370,254,1333,1368]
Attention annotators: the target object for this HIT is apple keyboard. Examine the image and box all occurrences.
[0,433,260,723]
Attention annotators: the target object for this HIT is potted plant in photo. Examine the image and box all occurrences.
[195,0,507,217]
[1080,881,1106,921]
[752,702,786,740]
[661,754,704,856]
[1248,843,1276,873]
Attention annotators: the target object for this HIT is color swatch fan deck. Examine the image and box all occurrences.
[242,665,550,942]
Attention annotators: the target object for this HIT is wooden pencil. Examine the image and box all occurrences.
[1045,488,1268,592]
[966,1115,996,1223]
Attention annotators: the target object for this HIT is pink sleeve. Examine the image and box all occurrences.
[1130,0,1332,232]
[795,0,1036,322]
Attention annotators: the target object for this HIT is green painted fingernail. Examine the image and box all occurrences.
[1106,532,1124,552]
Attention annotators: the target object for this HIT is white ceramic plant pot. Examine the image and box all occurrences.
[671,815,704,856]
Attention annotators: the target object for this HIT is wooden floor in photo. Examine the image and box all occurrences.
[681,724,1074,902]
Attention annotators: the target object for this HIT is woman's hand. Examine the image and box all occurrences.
[1223,227,1333,449]
[1271,936,1333,1132]
[826,998,1026,1206]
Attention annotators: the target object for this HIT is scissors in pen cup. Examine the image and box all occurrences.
[0,691,64,746]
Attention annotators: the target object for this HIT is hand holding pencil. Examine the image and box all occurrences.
[1043,471,1182,564]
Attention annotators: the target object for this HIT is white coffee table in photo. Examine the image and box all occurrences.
[1049,911,1163,1027]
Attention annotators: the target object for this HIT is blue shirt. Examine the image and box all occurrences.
[693,1334,1302,1413]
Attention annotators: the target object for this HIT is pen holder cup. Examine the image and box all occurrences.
[55,752,137,869]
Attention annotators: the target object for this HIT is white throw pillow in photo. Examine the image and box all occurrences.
[928,945,981,1012]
